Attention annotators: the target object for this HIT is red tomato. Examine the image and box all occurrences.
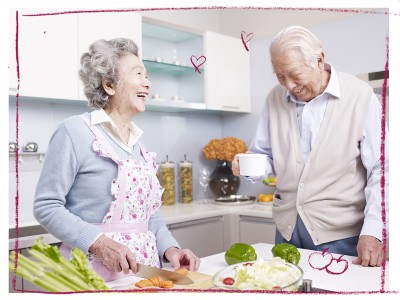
[222,277,235,285]
[272,286,281,290]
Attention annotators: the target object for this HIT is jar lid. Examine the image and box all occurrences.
[180,161,192,167]
[161,155,174,166]
[180,154,192,166]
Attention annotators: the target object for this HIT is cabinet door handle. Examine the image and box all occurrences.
[221,105,240,110]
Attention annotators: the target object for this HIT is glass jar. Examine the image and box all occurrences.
[160,157,175,205]
[180,156,193,203]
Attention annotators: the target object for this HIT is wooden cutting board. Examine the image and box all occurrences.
[110,271,214,290]
[173,271,214,289]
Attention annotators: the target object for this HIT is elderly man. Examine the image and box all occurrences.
[233,26,388,267]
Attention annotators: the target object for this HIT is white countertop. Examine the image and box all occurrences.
[160,199,272,225]
[10,199,272,229]
[108,243,389,292]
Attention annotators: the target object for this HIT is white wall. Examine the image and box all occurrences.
[140,9,221,33]
[222,11,388,197]
[218,8,370,39]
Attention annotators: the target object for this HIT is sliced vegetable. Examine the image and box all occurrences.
[135,276,174,288]
[175,268,189,275]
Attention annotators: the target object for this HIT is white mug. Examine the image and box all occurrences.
[237,153,267,177]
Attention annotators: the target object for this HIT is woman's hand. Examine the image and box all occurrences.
[89,234,137,274]
[164,247,200,271]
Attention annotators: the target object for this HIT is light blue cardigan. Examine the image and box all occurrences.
[33,112,180,257]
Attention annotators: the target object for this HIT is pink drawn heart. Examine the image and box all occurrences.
[190,55,206,74]
[308,248,334,270]
[325,255,349,275]
[241,31,254,51]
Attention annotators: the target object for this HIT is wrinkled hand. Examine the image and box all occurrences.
[165,247,200,271]
[232,154,241,176]
[89,234,137,274]
[352,235,384,267]
[232,151,253,176]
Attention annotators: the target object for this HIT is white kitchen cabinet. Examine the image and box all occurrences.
[141,19,251,113]
[77,11,142,101]
[14,9,142,102]
[17,9,79,100]
[239,215,276,245]
[204,31,251,113]
[169,216,225,258]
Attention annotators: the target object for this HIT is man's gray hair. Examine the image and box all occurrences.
[270,26,324,68]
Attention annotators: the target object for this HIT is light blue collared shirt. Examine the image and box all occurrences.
[249,64,389,241]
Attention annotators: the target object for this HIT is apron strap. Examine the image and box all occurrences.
[112,167,128,222]
[80,113,127,221]
[79,114,122,162]
[138,141,156,172]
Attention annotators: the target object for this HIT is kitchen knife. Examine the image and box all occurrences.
[135,263,194,285]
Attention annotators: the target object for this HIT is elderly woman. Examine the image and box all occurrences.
[34,38,200,282]
[233,26,388,267]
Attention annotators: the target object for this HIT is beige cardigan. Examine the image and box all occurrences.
[269,72,372,245]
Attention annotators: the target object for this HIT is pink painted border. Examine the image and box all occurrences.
[10,6,392,295]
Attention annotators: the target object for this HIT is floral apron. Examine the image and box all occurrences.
[60,114,164,282]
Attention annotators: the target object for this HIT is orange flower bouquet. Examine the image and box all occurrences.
[202,137,247,162]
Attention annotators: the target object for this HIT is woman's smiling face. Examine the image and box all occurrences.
[108,53,151,114]
[272,49,325,102]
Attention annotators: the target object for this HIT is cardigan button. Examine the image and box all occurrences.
[299,182,305,188]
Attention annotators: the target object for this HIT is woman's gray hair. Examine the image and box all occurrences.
[79,38,139,109]
[270,26,324,69]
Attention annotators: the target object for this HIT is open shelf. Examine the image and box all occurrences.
[143,60,202,77]
[9,152,46,162]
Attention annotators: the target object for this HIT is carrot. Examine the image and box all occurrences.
[135,277,174,289]
[175,268,189,275]
[162,280,174,288]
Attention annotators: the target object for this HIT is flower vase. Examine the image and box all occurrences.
[209,160,240,198]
